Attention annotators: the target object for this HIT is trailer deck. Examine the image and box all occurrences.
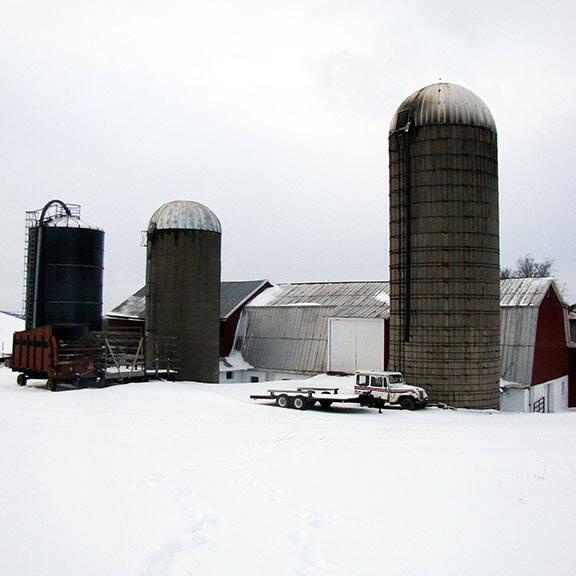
[250,386,367,410]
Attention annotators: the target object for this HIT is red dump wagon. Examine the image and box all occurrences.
[12,325,96,391]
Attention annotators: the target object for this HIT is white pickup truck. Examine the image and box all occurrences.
[354,371,428,411]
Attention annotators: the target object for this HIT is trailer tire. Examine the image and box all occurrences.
[399,396,415,411]
[293,395,307,410]
[47,379,57,392]
[319,400,333,409]
[276,394,290,409]
[17,373,27,387]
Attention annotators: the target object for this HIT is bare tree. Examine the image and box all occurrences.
[501,254,555,279]
[515,254,554,278]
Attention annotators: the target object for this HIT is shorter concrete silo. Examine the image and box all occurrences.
[145,200,221,382]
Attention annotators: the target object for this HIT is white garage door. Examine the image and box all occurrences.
[327,318,385,373]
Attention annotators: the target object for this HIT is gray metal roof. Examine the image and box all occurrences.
[108,281,269,321]
[148,200,221,233]
[220,280,270,319]
[249,281,390,318]
[390,83,496,133]
[499,277,561,307]
[108,286,147,319]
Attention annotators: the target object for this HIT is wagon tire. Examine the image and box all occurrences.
[276,394,290,409]
[17,373,27,387]
[399,396,415,411]
[47,379,57,392]
[293,395,307,410]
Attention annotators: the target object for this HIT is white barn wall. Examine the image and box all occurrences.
[327,318,385,373]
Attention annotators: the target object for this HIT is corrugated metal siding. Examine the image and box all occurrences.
[500,307,539,384]
[240,306,334,373]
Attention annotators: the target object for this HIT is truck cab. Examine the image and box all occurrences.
[354,371,428,410]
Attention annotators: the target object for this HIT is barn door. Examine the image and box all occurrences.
[327,318,385,373]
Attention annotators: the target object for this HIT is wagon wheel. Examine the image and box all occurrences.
[47,379,58,392]
[293,395,307,410]
[276,394,290,408]
[17,373,27,387]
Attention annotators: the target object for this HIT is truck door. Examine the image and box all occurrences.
[369,375,388,403]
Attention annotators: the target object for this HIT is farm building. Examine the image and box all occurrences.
[108,277,573,411]
[106,280,271,358]
[499,278,570,412]
[228,278,573,411]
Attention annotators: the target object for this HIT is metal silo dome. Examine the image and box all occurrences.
[148,200,221,234]
[389,82,496,133]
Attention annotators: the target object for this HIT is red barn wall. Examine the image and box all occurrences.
[531,287,569,385]
[569,348,576,408]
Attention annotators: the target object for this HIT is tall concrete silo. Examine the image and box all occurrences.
[388,83,500,409]
[145,200,221,382]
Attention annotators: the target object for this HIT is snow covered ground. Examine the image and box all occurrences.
[1,368,575,576]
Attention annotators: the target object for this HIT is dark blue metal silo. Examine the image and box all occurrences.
[24,200,105,331]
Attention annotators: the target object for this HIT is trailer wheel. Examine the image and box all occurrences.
[17,374,27,387]
[319,400,333,409]
[293,395,307,410]
[47,379,57,392]
[276,394,290,409]
[399,397,415,411]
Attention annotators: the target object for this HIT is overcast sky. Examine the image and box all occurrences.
[1,0,575,312]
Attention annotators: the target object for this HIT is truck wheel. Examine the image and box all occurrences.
[276,394,290,408]
[47,379,58,392]
[399,397,415,411]
[17,374,27,387]
[293,395,307,410]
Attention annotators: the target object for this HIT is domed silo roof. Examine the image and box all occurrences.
[148,200,221,234]
[389,82,496,133]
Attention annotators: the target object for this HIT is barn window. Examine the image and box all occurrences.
[251,376,259,383]
[226,371,233,380]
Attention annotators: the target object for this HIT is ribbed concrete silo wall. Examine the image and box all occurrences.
[146,229,221,383]
[389,124,500,408]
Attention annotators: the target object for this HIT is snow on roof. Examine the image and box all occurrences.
[0,312,25,356]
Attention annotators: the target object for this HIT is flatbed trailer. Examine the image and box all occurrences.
[250,386,380,411]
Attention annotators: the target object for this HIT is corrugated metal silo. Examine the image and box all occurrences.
[145,200,221,383]
[388,83,500,408]
[25,200,105,331]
